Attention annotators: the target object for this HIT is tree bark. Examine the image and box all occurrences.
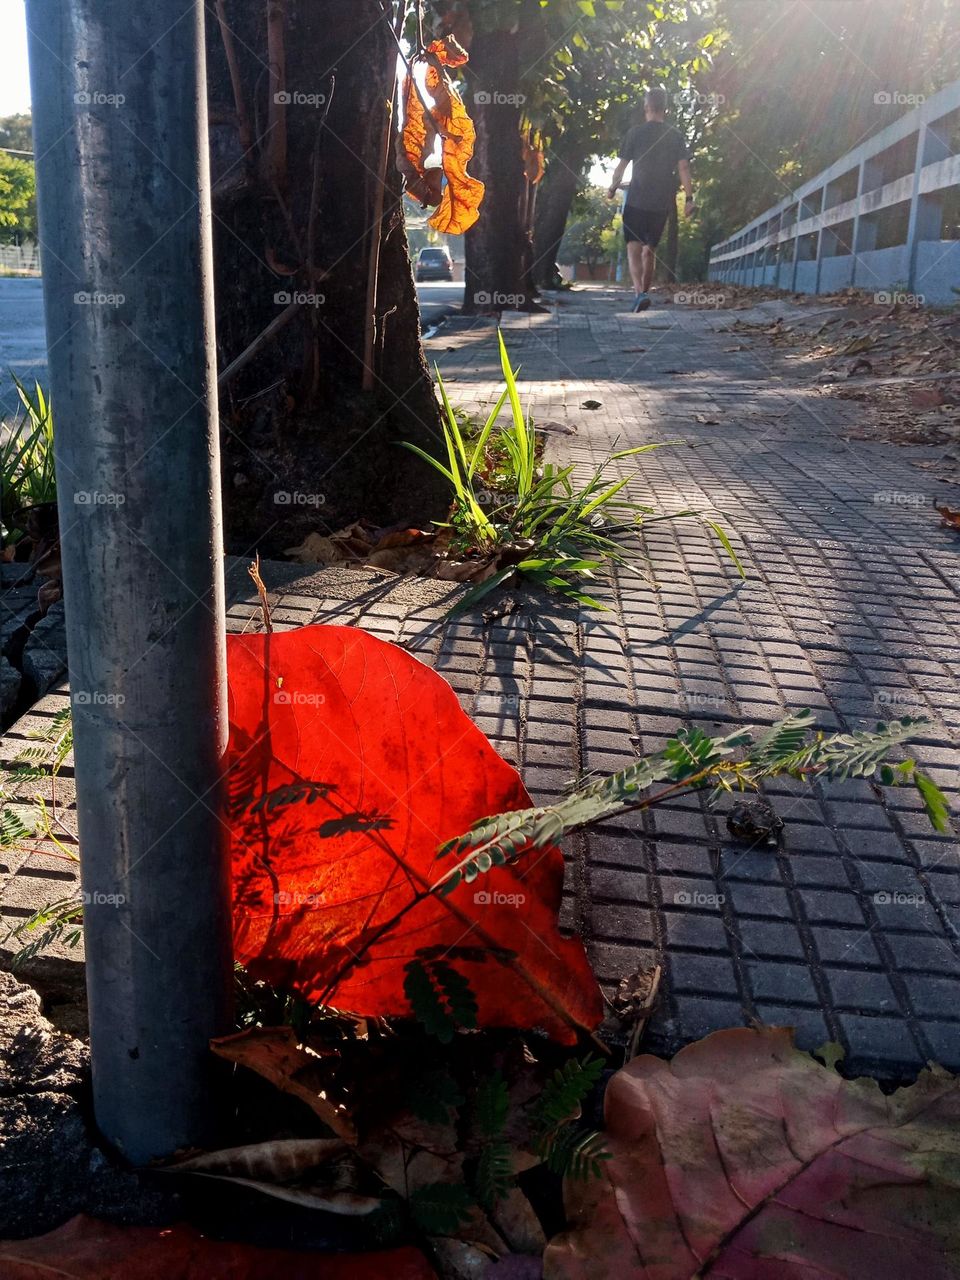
[206,0,446,553]
[532,139,587,288]
[461,30,534,314]
[661,202,679,283]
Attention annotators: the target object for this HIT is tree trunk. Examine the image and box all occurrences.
[206,0,446,553]
[461,30,534,314]
[532,140,586,289]
[661,203,679,283]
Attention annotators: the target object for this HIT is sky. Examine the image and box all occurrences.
[0,2,31,118]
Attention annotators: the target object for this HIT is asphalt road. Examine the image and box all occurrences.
[0,277,462,418]
[0,277,47,418]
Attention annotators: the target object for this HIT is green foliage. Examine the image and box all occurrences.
[6,894,83,966]
[474,1070,511,1136]
[534,1054,605,1135]
[403,332,743,612]
[473,1138,515,1208]
[436,714,951,896]
[532,1054,609,1180]
[1,376,56,543]
[559,186,620,268]
[404,955,479,1042]
[3,708,81,964]
[541,1123,610,1180]
[0,149,35,244]
[408,1181,475,1234]
[408,1069,466,1125]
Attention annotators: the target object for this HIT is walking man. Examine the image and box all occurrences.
[607,87,694,312]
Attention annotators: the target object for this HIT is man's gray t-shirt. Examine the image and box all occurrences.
[620,121,689,212]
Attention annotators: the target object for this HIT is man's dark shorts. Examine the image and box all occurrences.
[623,206,668,248]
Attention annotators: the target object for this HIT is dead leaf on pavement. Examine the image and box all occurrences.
[936,501,960,531]
[912,385,946,409]
[544,1025,960,1280]
[162,1138,380,1215]
[0,1216,435,1279]
[211,1026,357,1143]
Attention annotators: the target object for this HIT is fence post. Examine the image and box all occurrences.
[26,0,233,1163]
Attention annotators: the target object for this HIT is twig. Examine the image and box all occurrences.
[215,0,254,152]
[263,0,288,186]
[218,301,300,390]
[248,554,274,633]
[361,60,397,390]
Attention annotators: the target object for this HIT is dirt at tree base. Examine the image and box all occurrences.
[0,970,176,1239]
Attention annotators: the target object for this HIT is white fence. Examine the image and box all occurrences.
[708,80,960,305]
[0,242,41,274]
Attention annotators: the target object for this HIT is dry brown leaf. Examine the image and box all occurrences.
[163,1138,380,1215]
[211,1026,357,1143]
[544,1026,960,1280]
[0,1217,434,1279]
[936,501,960,530]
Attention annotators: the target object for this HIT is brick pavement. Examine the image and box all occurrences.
[429,286,960,1078]
[2,286,958,1077]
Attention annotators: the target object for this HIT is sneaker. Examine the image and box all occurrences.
[632,293,651,313]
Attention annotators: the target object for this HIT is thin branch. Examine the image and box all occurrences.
[263,0,288,186]
[215,0,255,152]
[217,301,300,390]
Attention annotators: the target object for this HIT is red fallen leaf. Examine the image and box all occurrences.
[226,626,601,1043]
[0,1216,435,1279]
[936,501,960,531]
[544,1026,960,1280]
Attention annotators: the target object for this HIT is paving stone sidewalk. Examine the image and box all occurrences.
[1,286,958,1078]
[428,285,960,1078]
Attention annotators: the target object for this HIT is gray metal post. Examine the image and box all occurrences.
[26,0,232,1163]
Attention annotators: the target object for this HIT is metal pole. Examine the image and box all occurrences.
[26,0,232,1163]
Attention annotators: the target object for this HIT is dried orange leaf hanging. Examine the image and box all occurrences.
[522,129,545,186]
[398,37,484,234]
[225,626,602,1044]
[397,70,442,208]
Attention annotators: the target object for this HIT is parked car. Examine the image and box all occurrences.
[416,246,454,282]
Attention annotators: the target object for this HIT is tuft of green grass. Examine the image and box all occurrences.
[402,331,743,611]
